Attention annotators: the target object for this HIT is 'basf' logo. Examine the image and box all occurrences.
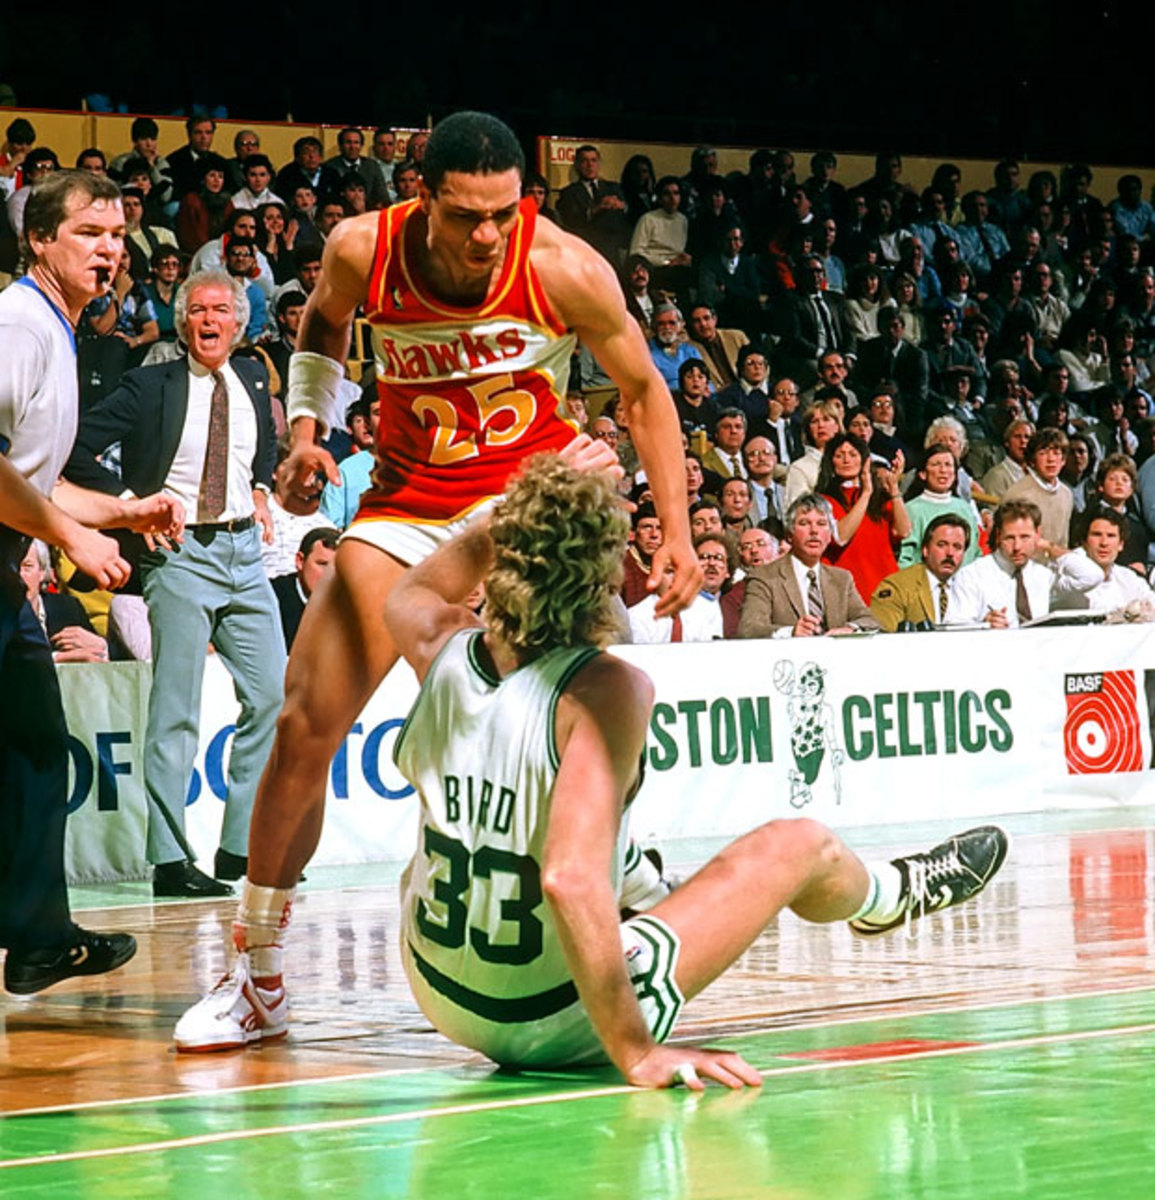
[1064,671,1143,774]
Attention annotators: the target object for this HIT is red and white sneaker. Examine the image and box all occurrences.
[174,953,288,1052]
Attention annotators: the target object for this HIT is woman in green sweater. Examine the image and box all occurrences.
[898,445,982,567]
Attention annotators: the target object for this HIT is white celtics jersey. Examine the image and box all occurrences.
[396,628,631,1026]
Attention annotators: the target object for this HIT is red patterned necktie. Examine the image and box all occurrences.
[199,370,229,519]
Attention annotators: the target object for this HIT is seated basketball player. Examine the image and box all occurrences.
[177,453,1007,1087]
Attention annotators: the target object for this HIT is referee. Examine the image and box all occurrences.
[0,170,181,994]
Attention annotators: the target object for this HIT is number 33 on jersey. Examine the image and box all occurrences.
[357,197,580,525]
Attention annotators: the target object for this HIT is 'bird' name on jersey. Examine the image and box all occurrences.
[444,773,516,834]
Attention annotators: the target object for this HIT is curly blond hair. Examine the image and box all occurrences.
[486,455,628,654]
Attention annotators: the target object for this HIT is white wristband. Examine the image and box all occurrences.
[286,351,346,437]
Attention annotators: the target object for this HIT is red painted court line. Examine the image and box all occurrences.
[780,1037,978,1062]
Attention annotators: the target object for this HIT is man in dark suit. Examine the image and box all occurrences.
[738,494,880,637]
[696,225,765,336]
[276,136,343,210]
[66,270,284,898]
[775,255,856,384]
[323,127,389,211]
[555,144,631,263]
[271,526,338,651]
[166,116,218,201]
[853,305,930,434]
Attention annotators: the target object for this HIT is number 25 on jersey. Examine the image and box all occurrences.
[412,372,538,466]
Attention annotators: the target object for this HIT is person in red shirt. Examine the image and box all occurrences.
[817,432,911,599]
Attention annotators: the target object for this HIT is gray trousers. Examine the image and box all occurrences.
[141,524,285,865]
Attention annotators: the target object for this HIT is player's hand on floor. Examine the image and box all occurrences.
[624,1044,763,1091]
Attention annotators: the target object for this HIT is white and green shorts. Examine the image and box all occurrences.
[402,913,685,1069]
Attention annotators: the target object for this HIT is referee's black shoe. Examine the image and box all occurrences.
[5,928,137,995]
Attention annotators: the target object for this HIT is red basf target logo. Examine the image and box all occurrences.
[1064,671,1143,774]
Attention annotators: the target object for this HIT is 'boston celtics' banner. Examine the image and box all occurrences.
[59,624,1155,881]
[619,624,1155,841]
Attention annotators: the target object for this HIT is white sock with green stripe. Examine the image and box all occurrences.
[849,863,905,925]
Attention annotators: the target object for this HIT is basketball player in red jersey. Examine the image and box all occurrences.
[175,113,694,1049]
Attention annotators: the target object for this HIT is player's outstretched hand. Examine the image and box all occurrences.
[558,432,625,481]
[64,525,131,591]
[649,533,703,619]
[284,437,341,503]
[624,1044,763,1091]
[124,492,185,551]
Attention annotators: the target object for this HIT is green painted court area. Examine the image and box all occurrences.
[3,987,1153,1198]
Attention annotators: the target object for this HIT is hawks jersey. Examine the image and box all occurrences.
[396,629,632,1036]
[356,197,579,525]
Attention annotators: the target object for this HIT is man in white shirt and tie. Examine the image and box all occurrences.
[951,500,1054,628]
[743,435,786,531]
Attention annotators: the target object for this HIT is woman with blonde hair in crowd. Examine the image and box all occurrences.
[785,399,844,507]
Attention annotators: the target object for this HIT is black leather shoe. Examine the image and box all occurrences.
[153,860,234,898]
[5,928,137,995]
[214,848,248,881]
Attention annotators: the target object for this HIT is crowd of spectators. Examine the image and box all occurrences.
[551,143,1155,641]
[5,114,1155,652]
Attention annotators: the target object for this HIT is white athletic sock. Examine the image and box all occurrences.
[233,882,296,983]
[619,842,671,912]
[849,863,905,925]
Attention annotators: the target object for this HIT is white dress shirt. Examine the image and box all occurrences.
[1051,548,1154,613]
[165,359,258,524]
[951,551,1055,627]
[628,591,722,643]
